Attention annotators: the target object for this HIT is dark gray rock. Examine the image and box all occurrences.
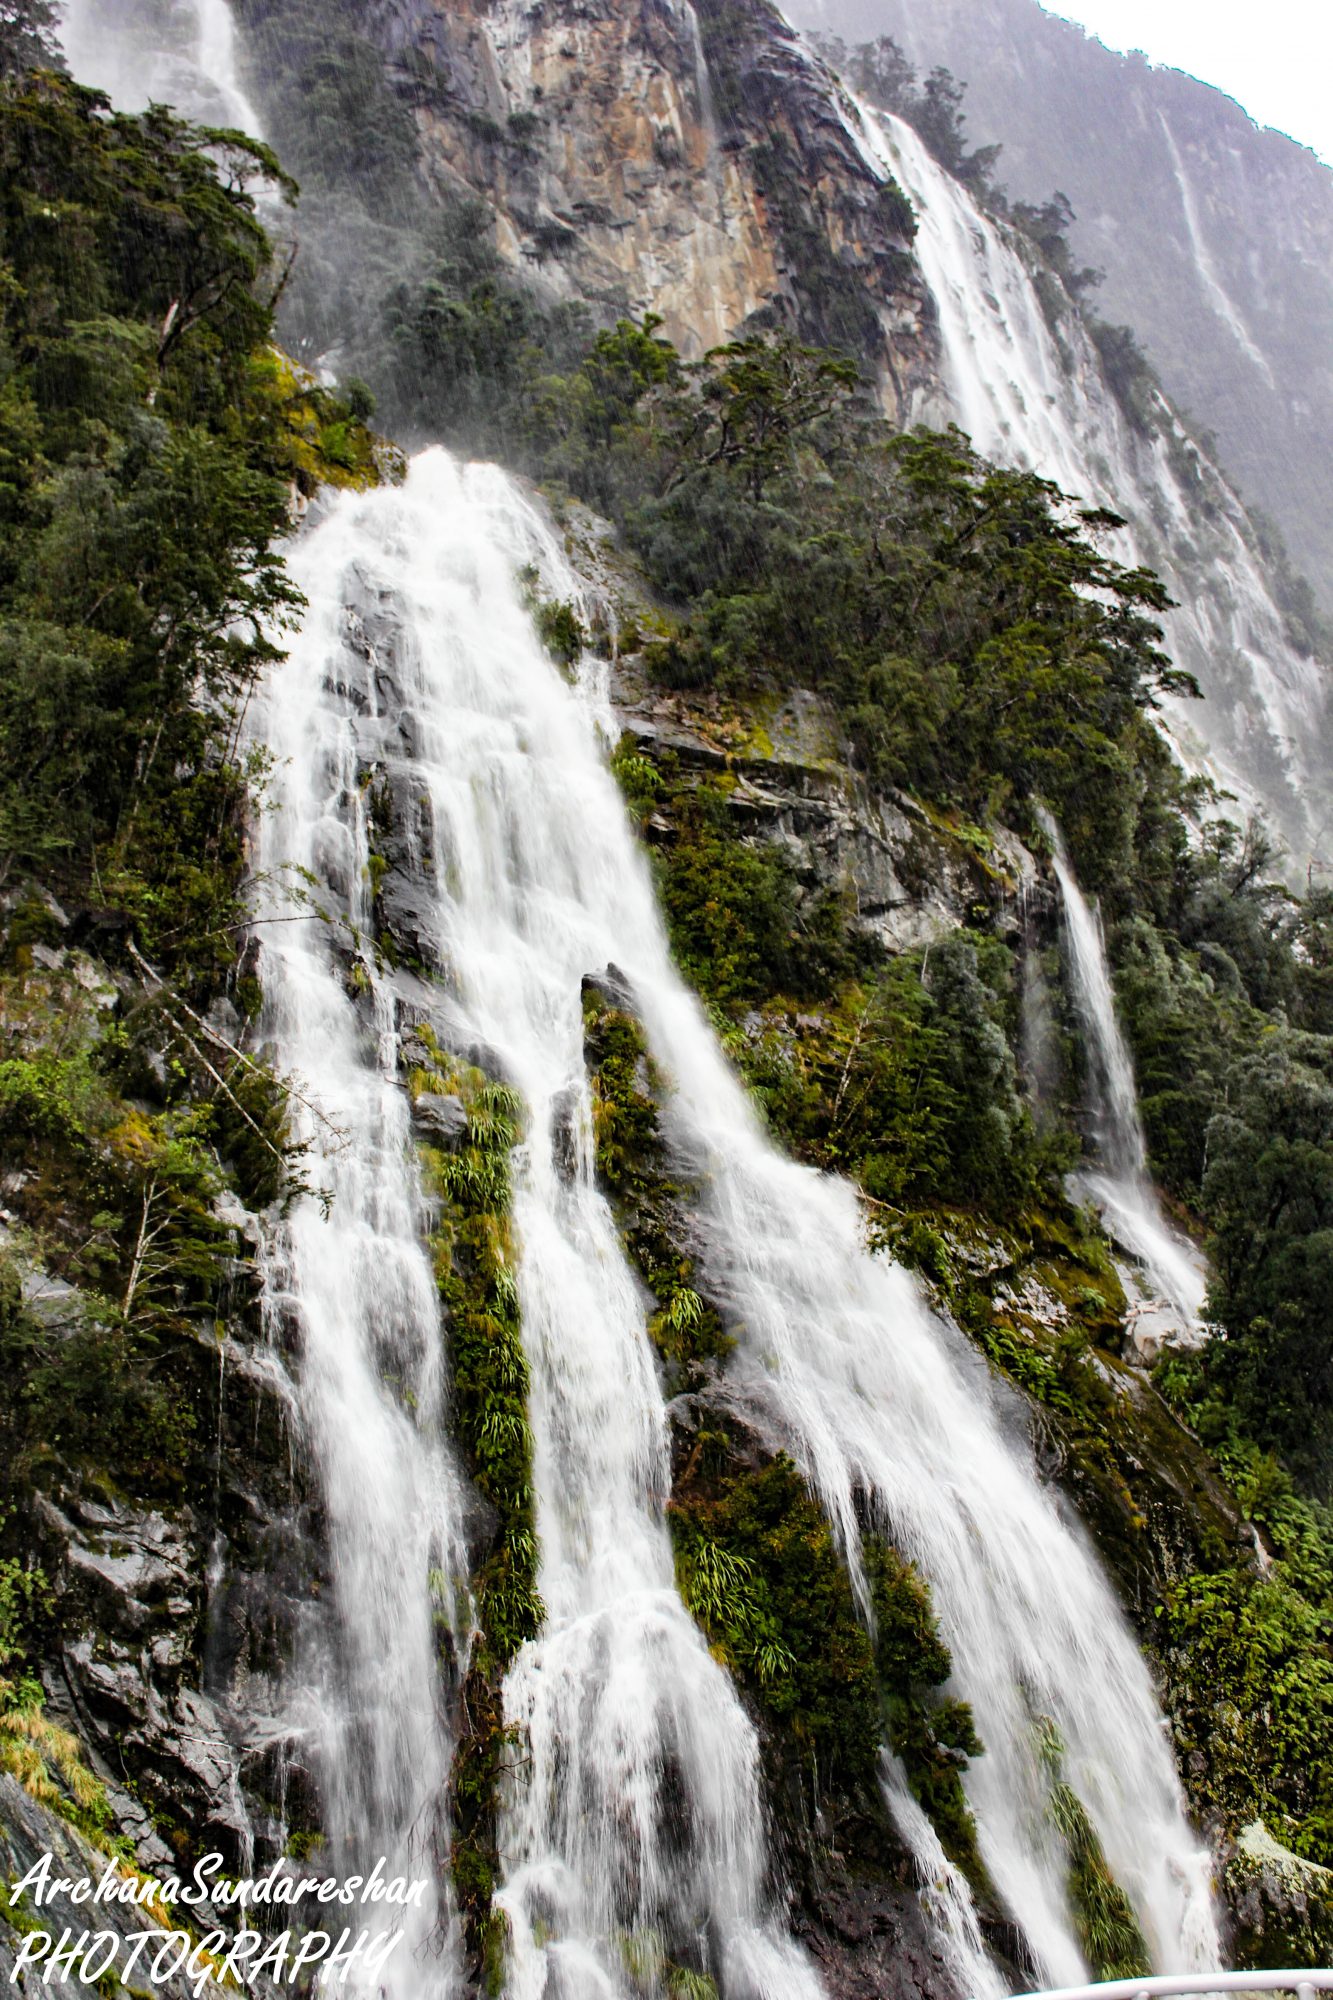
[0,1773,290,2000]
[1223,1819,1333,1965]
[581,963,637,1012]
[410,1091,468,1145]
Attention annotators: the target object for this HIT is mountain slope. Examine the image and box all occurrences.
[786,0,1333,622]
[7,2,1333,1994]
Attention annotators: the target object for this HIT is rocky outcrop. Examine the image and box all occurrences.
[7,1228,320,1876]
[342,0,940,410]
[610,656,984,951]
[1,1775,196,2000]
[1225,1821,1333,1967]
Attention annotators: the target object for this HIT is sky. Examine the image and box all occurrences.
[1037,0,1333,165]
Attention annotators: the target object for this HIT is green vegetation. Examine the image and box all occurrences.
[671,1449,988,1894]
[0,1668,114,1847]
[1038,1721,1150,1979]
[421,1063,542,1664]
[1108,819,1333,1486]
[0,49,381,1874]
[0,1455,113,1848]
[0,959,299,1508]
[7,0,1333,1960]
[582,975,989,1888]
[380,309,1191,889]
[657,777,854,1011]
[410,1038,541,1981]
[0,70,377,988]
[583,982,732,1389]
[1146,1356,1333,1864]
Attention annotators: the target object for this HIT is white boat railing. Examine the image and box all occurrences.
[1009,1975,1333,2000]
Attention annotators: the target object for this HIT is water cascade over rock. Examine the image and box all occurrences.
[60,0,262,130]
[251,454,827,2000]
[249,449,1220,1993]
[244,475,480,1995]
[851,100,1331,875]
[1037,811,1207,1352]
[41,4,1241,1988]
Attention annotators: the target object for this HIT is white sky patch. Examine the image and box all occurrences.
[1035,0,1333,166]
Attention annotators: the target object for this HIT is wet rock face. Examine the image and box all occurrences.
[410,1090,469,1143]
[611,662,977,953]
[350,0,939,408]
[0,1773,188,1999]
[1224,1821,1333,1967]
[792,1867,966,2000]
[0,1773,289,2000]
[25,1270,320,1874]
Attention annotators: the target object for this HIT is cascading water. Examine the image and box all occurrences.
[246,495,477,1994]
[60,0,263,131]
[643,979,1220,1987]
[848,97,1331,876]
[262,450,1220,1993]
[56,6,1224,1984]
[1037,812,1207,1342]
[262,454,824,2000]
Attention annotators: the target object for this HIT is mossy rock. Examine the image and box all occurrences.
[250,349,395,493]
[1226,1821,1333,1969]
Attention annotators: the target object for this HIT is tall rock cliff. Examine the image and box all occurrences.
[787,0,1333,622]
[236,0,939,416]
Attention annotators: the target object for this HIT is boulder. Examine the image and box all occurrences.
[410,1091,468,1145]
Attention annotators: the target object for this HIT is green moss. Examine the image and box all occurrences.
[418,1062,541,1980]
[249,349,394,493]
[1159,1565,1333,1865]
[583,986,731,1385]
[534,598,586,668]
[866,1542,988,1889]
[653,778,855,1013]
[672,1453,879,1786]
[670,1448,988,1892]
[1039,1722,1150,1978]
[1225,1823,1333,1970]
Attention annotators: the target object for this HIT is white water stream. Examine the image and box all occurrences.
[60,0,263,130]
[246,493,476,1995]
[852,101,1330,876]
[251,452,1220,1994]
[255,455,825,2000]
[1038,813,1207,1342]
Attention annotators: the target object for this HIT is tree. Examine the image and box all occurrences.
[0,0,60,78]
[1205,1030,1333,1486]
[668,335,859,501]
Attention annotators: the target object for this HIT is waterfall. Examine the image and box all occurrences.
[246,484,476,1994]
[254,454,824,2000]
[849,99,1330,875]
[255,450,1220,1993]
[60,0,264,130]
[1037,813,1207,1343]
[53,5,1224,1983]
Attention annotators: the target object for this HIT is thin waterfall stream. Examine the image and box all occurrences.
[1037,813,1207,1343]
[248,450,1220,1994]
